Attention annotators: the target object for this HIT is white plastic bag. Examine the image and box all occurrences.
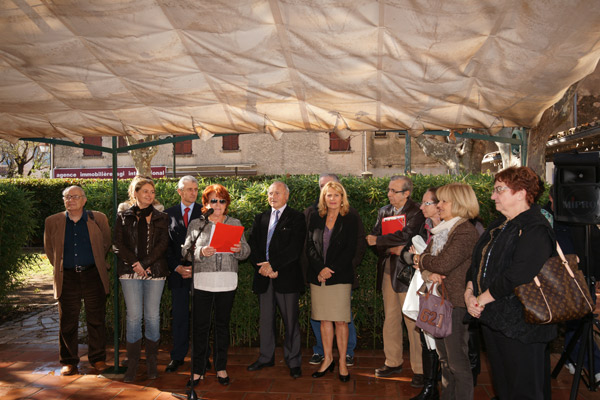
[402,269,423,321]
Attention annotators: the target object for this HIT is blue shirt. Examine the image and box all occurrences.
[63,210,95,269]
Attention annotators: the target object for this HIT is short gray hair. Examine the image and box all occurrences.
[390,175,413,194]
[62,185,86,198]
[270,181,289,194]
[319,173,340,182]
[177,175,198,190]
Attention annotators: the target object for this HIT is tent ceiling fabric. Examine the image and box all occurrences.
[1,0,600,142]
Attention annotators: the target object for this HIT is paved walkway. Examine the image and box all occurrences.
[0,304,597,399]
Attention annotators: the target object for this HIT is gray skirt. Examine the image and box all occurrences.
[310,282,352,322]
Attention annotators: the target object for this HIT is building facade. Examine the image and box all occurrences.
[53,130,452,178]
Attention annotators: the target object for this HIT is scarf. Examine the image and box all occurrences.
[429,216,461,256]
[132,205,153,259]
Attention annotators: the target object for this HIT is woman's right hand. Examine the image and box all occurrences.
[318,267,334,282]
[466,294,484,318]
[201,246,216,257]
[132,261,147,277]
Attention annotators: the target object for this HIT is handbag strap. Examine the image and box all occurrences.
[534,241,575,287]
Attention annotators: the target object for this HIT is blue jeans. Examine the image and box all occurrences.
[120,278,165,343]
[311,310,357,357]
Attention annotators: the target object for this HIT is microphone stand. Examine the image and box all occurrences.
[172,209,213,400]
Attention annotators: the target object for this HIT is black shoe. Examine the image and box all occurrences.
[217,375,230,386]
[290,367,302,379]
[247,359,275,371]
[186,374,204,388]
[309,353,324,365]
[165,359,184,373]
[411,374,425,388]
[339,373,350,382]
[346,355,355,366]
[312,360,335,378]
[375,364,403,378]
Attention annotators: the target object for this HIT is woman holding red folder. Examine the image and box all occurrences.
[182,184,250,387]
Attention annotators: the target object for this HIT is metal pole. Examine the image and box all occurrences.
[521,129,528,167]
[405,133,412,174]
[110,137,125,373]
[173,142,177,178]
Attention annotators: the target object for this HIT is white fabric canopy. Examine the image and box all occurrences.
[1,0,600,142]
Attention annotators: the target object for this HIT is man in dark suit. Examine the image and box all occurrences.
[164,176,203,373]
[247,181,306,378]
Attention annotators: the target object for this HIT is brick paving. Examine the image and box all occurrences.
[0,304,598,399]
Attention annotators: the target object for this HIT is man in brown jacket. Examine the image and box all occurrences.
[44,186,111,376]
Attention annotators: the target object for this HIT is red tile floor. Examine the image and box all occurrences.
[0,344,598,400]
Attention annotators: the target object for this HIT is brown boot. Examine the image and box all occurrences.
[123,340,141,382]
[146,339,159,380]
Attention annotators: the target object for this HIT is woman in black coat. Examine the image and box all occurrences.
[306,181,359,382]
[465,167,556,400]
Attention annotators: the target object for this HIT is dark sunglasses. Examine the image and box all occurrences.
[210,199,227,204]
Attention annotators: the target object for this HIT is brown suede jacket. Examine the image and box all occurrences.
[44,210,112,299]
[420,218,479,307]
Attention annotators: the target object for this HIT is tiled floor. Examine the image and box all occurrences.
[0,343,598,399]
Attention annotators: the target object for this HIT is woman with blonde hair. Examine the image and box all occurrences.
[413,183,480,400]
[306,181,360,382]
[113,176,169,382]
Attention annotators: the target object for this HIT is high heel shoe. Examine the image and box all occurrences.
[339,373,350,382]
[186,374,204,388]
[312,360,335,378]
[217,371,230,386]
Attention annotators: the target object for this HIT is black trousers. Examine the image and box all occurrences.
[58,268,106,366]
[435,307,473,400]
[257,280,302,368]
[192,288,236,374]
[170,283,190,361]
[482,325,551,400]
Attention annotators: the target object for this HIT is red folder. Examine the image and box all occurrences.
[382,215,406,235]
[209,222,245,253]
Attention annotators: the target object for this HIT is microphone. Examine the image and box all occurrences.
[201,208,214,220]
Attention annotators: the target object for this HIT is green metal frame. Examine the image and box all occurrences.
[386,129,528,170]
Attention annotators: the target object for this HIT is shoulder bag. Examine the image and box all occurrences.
[415,281,453,338]
[514,243,594,324]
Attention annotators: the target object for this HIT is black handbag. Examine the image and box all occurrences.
[396,259,414,286]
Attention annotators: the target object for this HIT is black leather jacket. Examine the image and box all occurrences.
[370,198,425,292]
[114,204,170,278]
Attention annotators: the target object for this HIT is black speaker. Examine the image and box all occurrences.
[553,152,600,224]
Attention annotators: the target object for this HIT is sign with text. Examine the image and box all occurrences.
[53,167,167,179]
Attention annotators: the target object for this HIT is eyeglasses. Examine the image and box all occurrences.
[422,201,437,206]
[388,188,408,194]
[63,195,84,200]
[210,199,227,204]
[491,186,510,194]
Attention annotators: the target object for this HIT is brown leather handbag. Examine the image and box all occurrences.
[514,243,594,324]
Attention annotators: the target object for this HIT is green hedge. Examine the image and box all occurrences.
[5,174,548,348]
[0,183,37,301]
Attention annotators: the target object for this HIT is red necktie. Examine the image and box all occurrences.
[183,207,190,228]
